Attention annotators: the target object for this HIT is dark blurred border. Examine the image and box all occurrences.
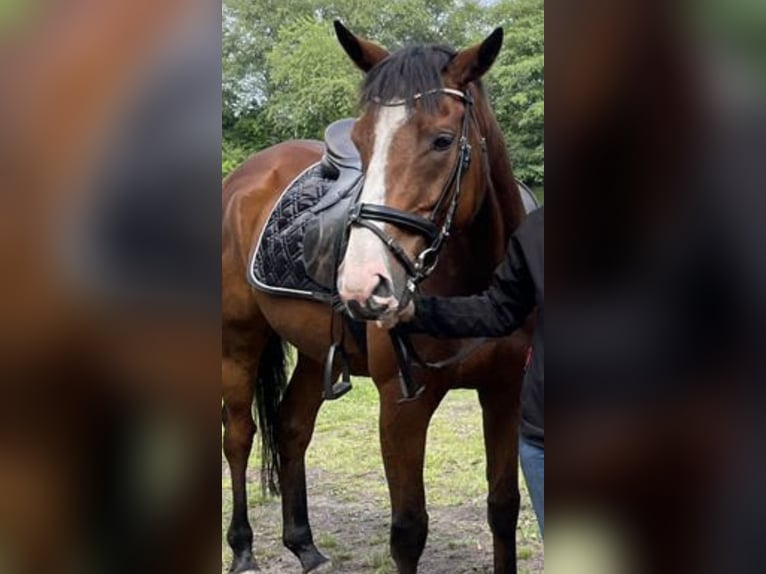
[0,1,221,573]
[2,0,766,573]
[547,0,766,573]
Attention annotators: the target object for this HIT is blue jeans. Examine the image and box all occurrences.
[520,436,544,537]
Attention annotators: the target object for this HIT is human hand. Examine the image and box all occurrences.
[376,300,415,330]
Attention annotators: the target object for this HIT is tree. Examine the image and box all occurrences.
[488,0,544,184]
[222,0,544,186]
[263,17,359,141]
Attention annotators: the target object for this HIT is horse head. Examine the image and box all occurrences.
[334,21,504,321]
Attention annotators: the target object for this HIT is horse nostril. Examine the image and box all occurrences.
[372,274,394,299]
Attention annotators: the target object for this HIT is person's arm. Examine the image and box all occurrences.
[403,233,535,338]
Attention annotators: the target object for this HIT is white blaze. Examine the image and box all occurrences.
[338,105,407,301]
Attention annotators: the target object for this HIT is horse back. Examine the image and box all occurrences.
[223,140,324,205]
[223,140,324,263]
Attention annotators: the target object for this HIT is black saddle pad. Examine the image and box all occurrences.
[248,162,336,302]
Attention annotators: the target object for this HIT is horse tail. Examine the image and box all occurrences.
[254,335,288,496]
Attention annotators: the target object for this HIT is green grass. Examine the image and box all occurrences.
[305,380,489,505]
[222,378,543,572]
[306,379,389,503]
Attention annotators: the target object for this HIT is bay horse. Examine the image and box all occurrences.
[222,22,531,574]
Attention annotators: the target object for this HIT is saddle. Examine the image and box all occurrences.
[303,119,364,291]
[320,118,362,173]
[517,179,540,214]
[248,119,363,302]
[249,118,540,403]
[248,119,364,401]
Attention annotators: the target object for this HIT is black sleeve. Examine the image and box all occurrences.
[405,233,536,338]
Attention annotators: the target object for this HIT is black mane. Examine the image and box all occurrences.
[361,44,457,112]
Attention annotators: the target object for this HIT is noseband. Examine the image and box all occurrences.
[347,88,483,293]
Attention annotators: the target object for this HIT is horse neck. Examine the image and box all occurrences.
[431,91,525,295]
[474,88,526,238]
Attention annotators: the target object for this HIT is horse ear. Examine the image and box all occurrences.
[447,27,504,86]
[334,20,389,73]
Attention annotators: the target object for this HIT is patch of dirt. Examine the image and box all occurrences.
[225,467,544,574]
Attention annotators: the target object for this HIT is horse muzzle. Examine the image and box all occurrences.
[341,273,400,320]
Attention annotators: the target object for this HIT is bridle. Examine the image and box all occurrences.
[326,86,499,403]
[346,87,484,297]
[339,87,489,402]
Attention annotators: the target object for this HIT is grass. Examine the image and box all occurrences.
[222,377,543,573]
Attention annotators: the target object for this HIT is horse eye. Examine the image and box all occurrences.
[432,134,454,151]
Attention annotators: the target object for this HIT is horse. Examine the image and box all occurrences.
[222,22,532,574]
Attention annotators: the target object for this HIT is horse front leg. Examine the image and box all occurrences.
[378,378,446,574]
[223,355,260,574]
[278,354,332,573]
[479,382,523,574]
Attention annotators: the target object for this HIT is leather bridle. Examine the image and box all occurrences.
[334,87,488,403]
[347,87,483,297]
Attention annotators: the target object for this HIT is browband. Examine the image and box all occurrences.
[372,88,468,107]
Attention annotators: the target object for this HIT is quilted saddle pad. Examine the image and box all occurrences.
[248,162,336,302]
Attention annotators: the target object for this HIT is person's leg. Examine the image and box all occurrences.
[519,436,544,537]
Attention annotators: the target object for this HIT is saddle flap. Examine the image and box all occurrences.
[303,177,361,290]
[302,119,365,289]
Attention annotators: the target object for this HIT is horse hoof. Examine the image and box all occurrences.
[307,559,333,573]
[301,549,332,573]
[229,553,260,573]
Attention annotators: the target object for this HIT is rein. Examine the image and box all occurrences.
[345,87,490,402]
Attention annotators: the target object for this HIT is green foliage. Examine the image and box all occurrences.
[222,0,544,184]
[264,18,359,140]
[222,140,248,180]
[487,0,544,184]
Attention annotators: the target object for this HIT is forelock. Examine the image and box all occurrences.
[361,45,456,114]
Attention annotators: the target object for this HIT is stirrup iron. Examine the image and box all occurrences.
[323,343,352,400]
